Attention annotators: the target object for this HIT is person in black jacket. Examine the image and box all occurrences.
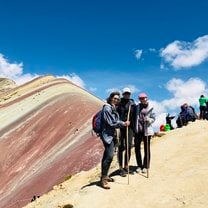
[166,113,175,130]
[117,88,136,177]
[100,91,130,189]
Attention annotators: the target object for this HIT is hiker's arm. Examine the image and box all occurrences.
[145,112,156,124]
[103,106,125,128]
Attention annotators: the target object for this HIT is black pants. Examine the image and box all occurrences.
[200,106,206,120]
[101,139,115,177]
[118,128,134,167]
[134,132,151,169]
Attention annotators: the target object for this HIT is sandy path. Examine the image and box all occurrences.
[25,120,208,208]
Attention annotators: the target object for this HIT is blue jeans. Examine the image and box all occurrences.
[101,139,115,177]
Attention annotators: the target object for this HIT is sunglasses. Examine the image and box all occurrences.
[113,97,120,101]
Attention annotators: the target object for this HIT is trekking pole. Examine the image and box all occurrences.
[146,120,149,178]
[126,104,131,184]
[145,107,153,178]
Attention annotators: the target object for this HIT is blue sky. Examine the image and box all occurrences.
[0,0,208,128]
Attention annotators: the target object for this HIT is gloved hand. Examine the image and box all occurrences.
[144,116,152,124]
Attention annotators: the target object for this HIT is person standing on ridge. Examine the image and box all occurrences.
[199,95,207,120]
[117,87,136,177]
[100,91,130,189]
[134,93,156,174]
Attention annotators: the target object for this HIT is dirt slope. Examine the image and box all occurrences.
[25,120,208,208]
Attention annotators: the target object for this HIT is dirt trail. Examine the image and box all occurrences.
[25,120,208,208]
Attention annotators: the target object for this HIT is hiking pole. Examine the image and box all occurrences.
[145,107,153,178]
[146,119,149,178]
[126,104,131,184]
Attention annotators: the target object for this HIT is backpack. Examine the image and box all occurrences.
[92,110,102,136]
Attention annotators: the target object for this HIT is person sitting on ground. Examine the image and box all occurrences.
[100,91,130,189]
[177,104,189,127]
[166,113,175,130]
[117,87,136,177]
[186,104,197,122]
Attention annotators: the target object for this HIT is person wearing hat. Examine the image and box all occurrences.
[117,87,136,177]
[134,93,156,174]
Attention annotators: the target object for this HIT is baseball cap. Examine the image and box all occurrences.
[122,87,131,94]
[138,93,148,98]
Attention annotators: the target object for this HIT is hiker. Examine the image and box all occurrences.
[186,104,197,122]
[176,103,197,128]
[100,91,130,189]
[176,104,188,127]
[134,93,156,174]
[117,87,136,177]
[199,95,207,120]
[166,113,175,130]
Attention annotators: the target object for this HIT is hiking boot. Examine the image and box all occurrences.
[106,176,115,182]
[124,168,135,175]
[142,168,147,174]
[119,168,127,177]
[136,167,142,174]
[100,177,111,189]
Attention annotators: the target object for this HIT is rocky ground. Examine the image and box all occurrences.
[25,120,208,208]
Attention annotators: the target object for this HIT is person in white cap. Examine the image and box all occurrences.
[117,87,136,177]
[134,92,156,174]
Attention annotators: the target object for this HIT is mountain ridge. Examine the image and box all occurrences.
[0,76,104,208]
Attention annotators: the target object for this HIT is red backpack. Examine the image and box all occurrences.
[92,110,102,136]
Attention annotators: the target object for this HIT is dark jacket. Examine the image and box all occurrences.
[101,103,125,144]
[117,98,136,130]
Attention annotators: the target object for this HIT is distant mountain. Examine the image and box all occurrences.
[0,78,17,93]
[0,75,104,208]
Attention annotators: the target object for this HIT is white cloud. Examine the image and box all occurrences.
[105,88,121,95]
[160,35,208,69]
[162,77,207,108]
[135,49,143,60]
[149,48,156,52]
[0,54,23,77]
[0,52,86,88]
[14,74,40,85]
[105,84,139,96]
[0,53,39,85]
[89,87,97,92]
[57,73,85,88]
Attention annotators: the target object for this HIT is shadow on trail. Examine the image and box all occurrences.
[81,180,101,190]
[81,165,148,190]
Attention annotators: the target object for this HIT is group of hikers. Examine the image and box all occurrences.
[95,90,208,189]
[173,95,208,128]
[97,88,155,189]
